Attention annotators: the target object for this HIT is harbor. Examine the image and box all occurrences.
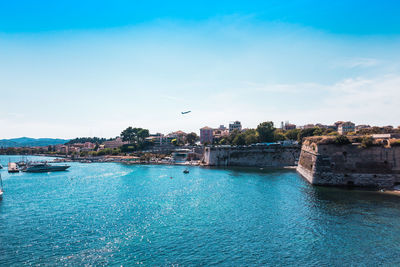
[1,155,400,265]
[6,158,70,173]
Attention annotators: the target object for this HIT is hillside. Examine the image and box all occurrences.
[0,137,69,148]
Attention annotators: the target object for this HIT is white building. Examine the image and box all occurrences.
[229,121,242,133]
[338,122,355,135]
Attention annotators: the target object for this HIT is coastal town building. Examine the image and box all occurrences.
[315,123,329,129]
[356,125,371,131]
[83,142,96,149]
[67,142,96,153]
[283,121,296,130]
[167,131,187,143]
[338,121,355,135]
[213,128,229,140]
[146,134,173,145]
[59,145,69,154]
[302,124,315,129]
[229,121,242,133]
[103,137,128,149]
[200,126,214,144]
[333,121,345,131]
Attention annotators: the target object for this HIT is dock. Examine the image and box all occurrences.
[8,162,19,173]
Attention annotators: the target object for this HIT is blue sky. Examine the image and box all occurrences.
[0,1,400,138]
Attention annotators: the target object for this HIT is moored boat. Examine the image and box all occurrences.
[8,162,19,173]
[23,162,70,173]
[16,161,27,168]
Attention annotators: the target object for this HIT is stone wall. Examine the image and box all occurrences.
[297,142,400,188]
[203,145,300,167]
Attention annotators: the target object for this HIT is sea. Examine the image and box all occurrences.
[1,155,400,266]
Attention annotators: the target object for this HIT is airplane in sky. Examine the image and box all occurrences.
[181,111,191,115]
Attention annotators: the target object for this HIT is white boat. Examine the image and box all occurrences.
[8,162,19,173]
[23,162,70,173]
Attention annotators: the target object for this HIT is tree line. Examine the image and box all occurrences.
[214,121,338,146]
[66,137,110,145]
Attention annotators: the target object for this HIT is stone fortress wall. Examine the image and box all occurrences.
[203,137,400,189]
[296,139,400,188]
[203,145,300,168]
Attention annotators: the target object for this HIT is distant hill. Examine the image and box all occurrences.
[0,137,69,148]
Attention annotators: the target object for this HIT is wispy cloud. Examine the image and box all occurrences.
[258,75,400,126]
[334,57,380,69]
[243,81,323,93]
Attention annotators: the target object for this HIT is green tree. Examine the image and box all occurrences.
[273,131,286,142]
[285,129,300,140]
[257,121,275,142]
[361,136,374,148]
[313,127,323,136]
[227,129,241,144]
[241,129,258,145]
[322,128,336,135]
[137,129,150,142]
[232,133,246,145]
[335,135,351,145]
[120,127,150,148]
[121,127,136,143]
[298,128,318,143]
[186,132,198,145]
[245,133,258,145]
[219,138,228,145]
[66,137,107,145]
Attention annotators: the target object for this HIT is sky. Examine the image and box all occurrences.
[0,0,400,139]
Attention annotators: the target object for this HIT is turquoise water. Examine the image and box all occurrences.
[1,156,400,266]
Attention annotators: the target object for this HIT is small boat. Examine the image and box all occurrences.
[8,162,19,173]
[183,169,189,174]
[0,164,3,169]
[23,162,70,173]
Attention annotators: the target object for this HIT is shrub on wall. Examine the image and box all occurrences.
[360,136,374,148]
[390,139,400,147]
[334,135,351,145]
